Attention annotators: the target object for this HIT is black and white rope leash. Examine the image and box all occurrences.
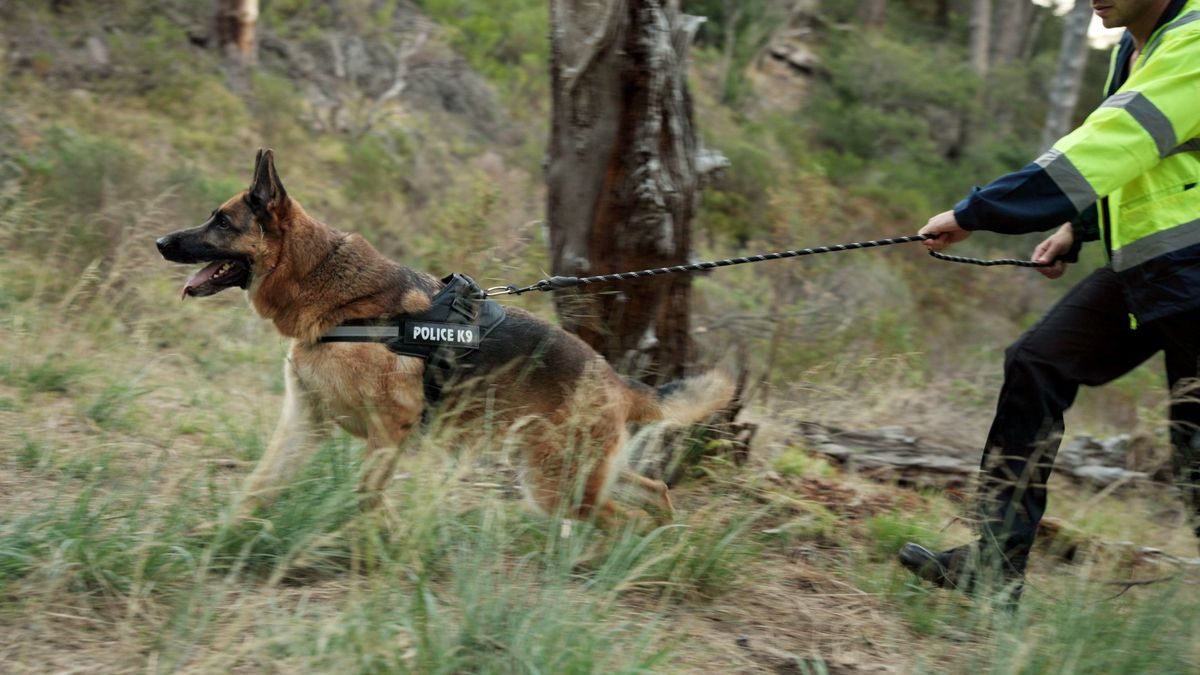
[485,234,1053,297]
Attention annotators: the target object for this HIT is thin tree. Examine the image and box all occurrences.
[991,0,1035,66]
[546,0,724,381]
[969,0,993,76]
[1040,0,1094,151]
[215,0,258,66]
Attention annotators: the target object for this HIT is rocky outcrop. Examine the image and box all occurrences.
[796,422,1171,490]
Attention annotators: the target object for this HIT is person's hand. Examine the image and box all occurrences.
[918,210,971,251]
[1032,223,1073,280]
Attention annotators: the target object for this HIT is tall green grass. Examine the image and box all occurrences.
[1,424,765,671]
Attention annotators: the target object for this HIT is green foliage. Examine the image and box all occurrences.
[163,162,247,221]
[247,71,309,151]
[203,436,364,579]
[82,379,150,431]
[805,33,980,211]
[416,0,549,114]
[700,137,780,245]
[985,582,1200,675]
[16,126,142,225]
[864,511,945,562]
[14,434,52,473]
[417,0,548,74]
[0,478,195,598]
[772,447,836,479]
[104,16,226,116]
[342,132,413,213]
[5,352,88,395]
[583,509,764,600]
[688,0,791,103]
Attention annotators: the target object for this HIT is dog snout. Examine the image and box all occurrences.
[155,235,176,258]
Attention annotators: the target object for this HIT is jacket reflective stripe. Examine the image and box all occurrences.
[1035,149,1097,211]
[1143,10,1200,59]
[1167,138,1200,156]
[1112,217,1200,270]
[1100,91,1177,157]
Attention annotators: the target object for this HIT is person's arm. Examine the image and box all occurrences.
[926,30,1199,244]
[951,161,1079,235]
[1032,223,1074,280]
[1062,203,1098,262]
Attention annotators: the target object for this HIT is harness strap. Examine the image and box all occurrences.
[319,273,508,420]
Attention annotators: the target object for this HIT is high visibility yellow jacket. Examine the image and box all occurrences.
[954,0,1200,322]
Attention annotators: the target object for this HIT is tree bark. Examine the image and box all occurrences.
[1020,2,1050,62]
[991,0,1034,66]
[968,0,992,76]
[1040,0,1094,152]
[719,0,744,102]
[547,0,721,381]
[215,0,258,66]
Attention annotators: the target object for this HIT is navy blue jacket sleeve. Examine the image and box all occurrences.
[1061,204,1099,263]
[951,162,1086,235]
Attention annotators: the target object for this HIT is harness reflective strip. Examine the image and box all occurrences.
[1035,149,1097,212]
[1112,217,1200,271]
[322,325,400,339]
[1100,91,1177,157]
[1167,139,1200,156]
[1143,10,1200,60]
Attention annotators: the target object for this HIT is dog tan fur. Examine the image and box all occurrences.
[157,149,734,526]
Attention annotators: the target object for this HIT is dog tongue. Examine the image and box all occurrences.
[182,261,225,299]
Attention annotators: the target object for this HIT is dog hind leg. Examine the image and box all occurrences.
[619,468,675,518]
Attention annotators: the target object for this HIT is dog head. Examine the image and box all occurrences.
[156,148,289,298]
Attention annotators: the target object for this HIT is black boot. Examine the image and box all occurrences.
[898,541,1027,602]
[897,543,975,590]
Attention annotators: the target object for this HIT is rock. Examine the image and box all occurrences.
[797,422,1167,491]
[816,443,852,461]
[1070,465,1147,487]
[84,36,108,68]
[1099,433,1131,461]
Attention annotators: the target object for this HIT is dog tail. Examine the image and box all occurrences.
[625,370,735,426]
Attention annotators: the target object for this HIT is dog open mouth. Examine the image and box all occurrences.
[182,259,251,298]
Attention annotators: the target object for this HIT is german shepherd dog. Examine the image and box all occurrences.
[156,149,733,526]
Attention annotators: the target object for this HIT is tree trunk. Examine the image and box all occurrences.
[719,0,744,103]
[547,0,722,381]
[215,0,258,66]
[1020,2,1050,62]
[991,0,1034,66]
[1040,0,1094,152]
[856,0,887,29]
[968,0,992,76]
[934,0,951,28]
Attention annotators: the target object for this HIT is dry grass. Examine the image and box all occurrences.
[1,106,1196,675]
[3,227,1199,673]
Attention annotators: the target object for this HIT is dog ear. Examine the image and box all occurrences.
[248,148,288,214]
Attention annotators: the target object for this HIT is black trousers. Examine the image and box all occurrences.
[978,265,1200,556]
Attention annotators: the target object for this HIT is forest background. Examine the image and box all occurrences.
[1,1,1197,673]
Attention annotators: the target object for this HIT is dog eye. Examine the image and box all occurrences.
[215,215,230,230]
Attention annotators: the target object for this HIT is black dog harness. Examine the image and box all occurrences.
[318,273,508,416]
